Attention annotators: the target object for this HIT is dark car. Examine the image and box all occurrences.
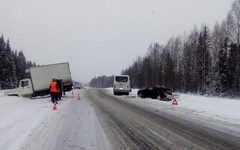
[137,85,173,101]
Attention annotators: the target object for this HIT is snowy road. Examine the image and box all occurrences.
[1,88,240,150]
[87,89,240,150]
[19,90,111,150]
[53,90,111,150]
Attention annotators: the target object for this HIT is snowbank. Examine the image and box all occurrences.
[0,90,111,150]
[105,88,240,125]
[0,91,56,149]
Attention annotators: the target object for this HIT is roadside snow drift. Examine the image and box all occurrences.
[105,88,240,135]
[0,90,111,150]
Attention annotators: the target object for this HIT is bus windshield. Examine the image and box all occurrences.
[115,76,128,82]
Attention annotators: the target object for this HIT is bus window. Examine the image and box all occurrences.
[116,76,128,82]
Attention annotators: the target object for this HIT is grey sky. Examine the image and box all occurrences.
[0,0,234,83]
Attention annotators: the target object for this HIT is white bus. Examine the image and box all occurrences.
[113,75,131,95]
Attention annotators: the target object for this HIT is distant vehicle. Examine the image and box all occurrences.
[74,82,81,89]
[4,62,73,97]
[137,85,173,101]
[113,75,131,95]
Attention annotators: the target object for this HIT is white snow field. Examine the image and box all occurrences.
[1,88,240,150]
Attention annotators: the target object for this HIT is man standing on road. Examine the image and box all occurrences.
[57,79,63,100]
[50,78,58,104]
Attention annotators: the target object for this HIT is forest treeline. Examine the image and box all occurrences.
[89,75,114,88]
[0,35,37,89]
[90,0,240,96]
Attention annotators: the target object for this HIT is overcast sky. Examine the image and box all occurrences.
[0,0,234,83]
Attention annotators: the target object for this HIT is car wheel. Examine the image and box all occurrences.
[161,97,170,101]
[138,92,143,98]
[157,95,161,100]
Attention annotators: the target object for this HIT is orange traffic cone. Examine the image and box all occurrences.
[78,94,80,100]
[53,101,57,110]
[172,98,178,105]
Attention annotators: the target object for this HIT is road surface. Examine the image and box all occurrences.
[86,89,240,150]
[18,89,240,150]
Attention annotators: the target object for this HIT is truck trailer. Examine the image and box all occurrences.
[4,62,73,97]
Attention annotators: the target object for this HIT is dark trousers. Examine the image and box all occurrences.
[51,92,58,103]
[59,90,62,100]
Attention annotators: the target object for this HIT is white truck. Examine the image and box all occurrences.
[113,75,131,95]
[4,62,73,97]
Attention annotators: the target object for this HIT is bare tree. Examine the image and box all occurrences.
[227,0,240,46]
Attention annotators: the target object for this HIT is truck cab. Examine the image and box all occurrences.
[4,79,33,97]
[19,79,34,97]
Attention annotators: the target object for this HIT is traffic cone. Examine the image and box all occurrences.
[78,94,80,100]
[53,100,57,110]
[172,98,178,105]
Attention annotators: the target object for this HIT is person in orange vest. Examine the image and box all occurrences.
[50,78,59,104]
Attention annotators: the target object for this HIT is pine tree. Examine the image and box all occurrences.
[196,25,212,93]
[227,43,239,94]
[16,51,27,81]
[5,40,14,88]
[0,35,5,89]
[11,51,18,87]
[217,37,229,93]
[0,35,8,89]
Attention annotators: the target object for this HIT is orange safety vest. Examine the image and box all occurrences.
[50,81,59,92]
